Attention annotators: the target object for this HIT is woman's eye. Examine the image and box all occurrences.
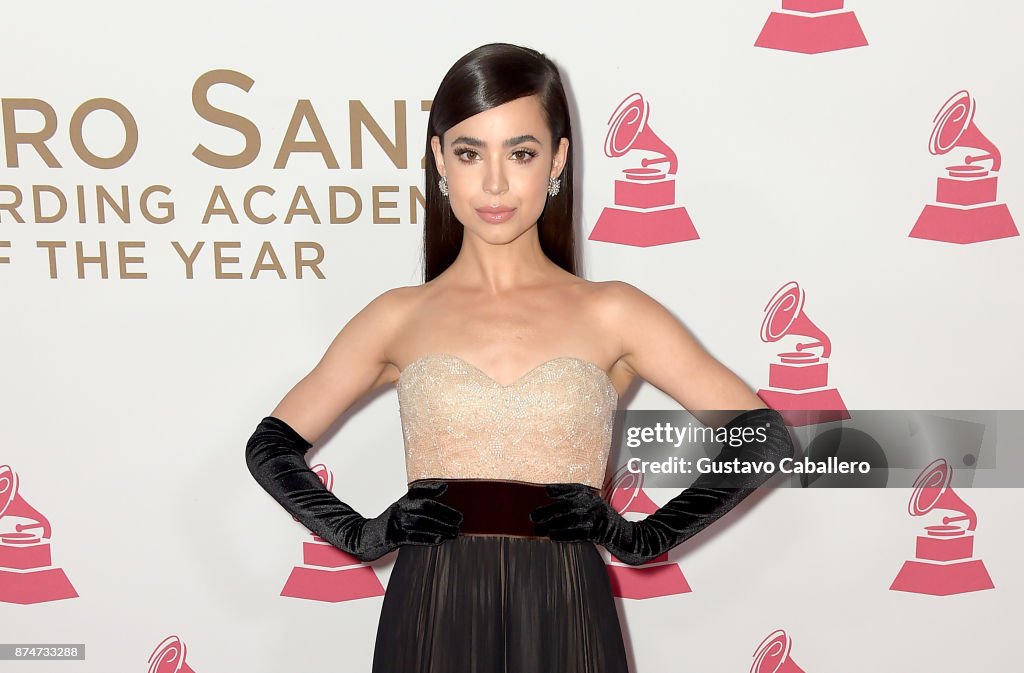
[453,148,537,162]
[511,149,537,162]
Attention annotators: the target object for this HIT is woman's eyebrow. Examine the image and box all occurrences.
[450,134,541,147]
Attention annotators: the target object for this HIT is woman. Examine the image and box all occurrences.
[245,43,794,672]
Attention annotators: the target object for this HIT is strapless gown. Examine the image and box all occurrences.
[371,353,629,673]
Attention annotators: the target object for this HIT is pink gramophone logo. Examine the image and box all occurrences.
[589,92,698,247]
[749,629,809,673]
[910,89,1018,244]
[755,281,849,428]
[279,463,385,602]
[148,635,197,673]
[0,464,78,604]
[890,458,995,596]
[754,0,868,54]
[601,464,690,599]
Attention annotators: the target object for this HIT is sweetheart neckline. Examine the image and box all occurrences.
[397,353,618,401]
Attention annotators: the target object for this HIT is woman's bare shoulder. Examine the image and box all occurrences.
[583,279,654,318]
[361,283,428,315]
[356,283,434,364]
[329,285,419,356]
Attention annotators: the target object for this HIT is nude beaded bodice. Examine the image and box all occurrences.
[397,354,618,489]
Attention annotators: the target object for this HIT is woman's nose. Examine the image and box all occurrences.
[483,158,509,195]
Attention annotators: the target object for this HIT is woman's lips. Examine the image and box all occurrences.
[475,207,516,223]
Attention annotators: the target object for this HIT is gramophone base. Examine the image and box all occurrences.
[890,558,994,596]
[589,206,698,247]
[756,388,850,427]
[0,566,79,604]
[280,564,385,603]
[606,561,691,600]
[910,202,1018,244]
[755,10,868,54]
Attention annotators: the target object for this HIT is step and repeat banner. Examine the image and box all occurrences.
[2,1,1021,671]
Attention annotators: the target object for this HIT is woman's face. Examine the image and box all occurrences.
[430,94,568,243]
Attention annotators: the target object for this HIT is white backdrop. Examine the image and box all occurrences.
[2,1,1021,671]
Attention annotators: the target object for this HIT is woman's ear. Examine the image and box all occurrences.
[430,135,445,176]
[551,137,570,178]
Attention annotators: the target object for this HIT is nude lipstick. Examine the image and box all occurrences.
[476,206,516,223]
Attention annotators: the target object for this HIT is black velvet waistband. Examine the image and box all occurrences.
[413,478,569,539]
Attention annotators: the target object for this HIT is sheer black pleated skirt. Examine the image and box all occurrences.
[371,533,630,673]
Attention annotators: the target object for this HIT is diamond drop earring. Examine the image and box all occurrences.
[547,176,561,197]
[438,175,449,197]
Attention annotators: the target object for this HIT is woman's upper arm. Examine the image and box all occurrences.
[606,281,766,426]
[268,288,408,445]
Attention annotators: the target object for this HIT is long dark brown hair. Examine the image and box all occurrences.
[422,43,578,282]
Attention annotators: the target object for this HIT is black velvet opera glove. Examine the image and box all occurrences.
[530,407,794,566]
[245,416,462,562]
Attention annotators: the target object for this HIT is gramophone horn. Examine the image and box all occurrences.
[929,89,1002,171]
[603,92,679,175]
[0,464,52,540]
[909,458,978,531]
[760,281,832,358]
[603,463,645,513]
[750,629,806,673]
[311,463,333,490]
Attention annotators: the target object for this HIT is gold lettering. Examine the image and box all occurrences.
[296,242,325,279]
[284,186,320,224]
[372,185,400,224]
[171,241,204,279]
[140,185,174,224]
[118,241,146,279]
[33,185,67,223]
[420,99,432,169]
[96,185,130,223]
[76,185,86,222]
[349,100,407,169]
[36,241,66,278]
[202,185,239,224]
[329,186,361,224]
[214,241,242,279]
[274,100,340,169]
[69,98,138,168]
[192,70,261,169]
[0,185,25,223]
[251,241,286,279]
[2,99,60,168]
[244,185,275,224]
[75,240,108,278]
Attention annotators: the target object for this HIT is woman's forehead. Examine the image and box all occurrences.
[445,95,548,142]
